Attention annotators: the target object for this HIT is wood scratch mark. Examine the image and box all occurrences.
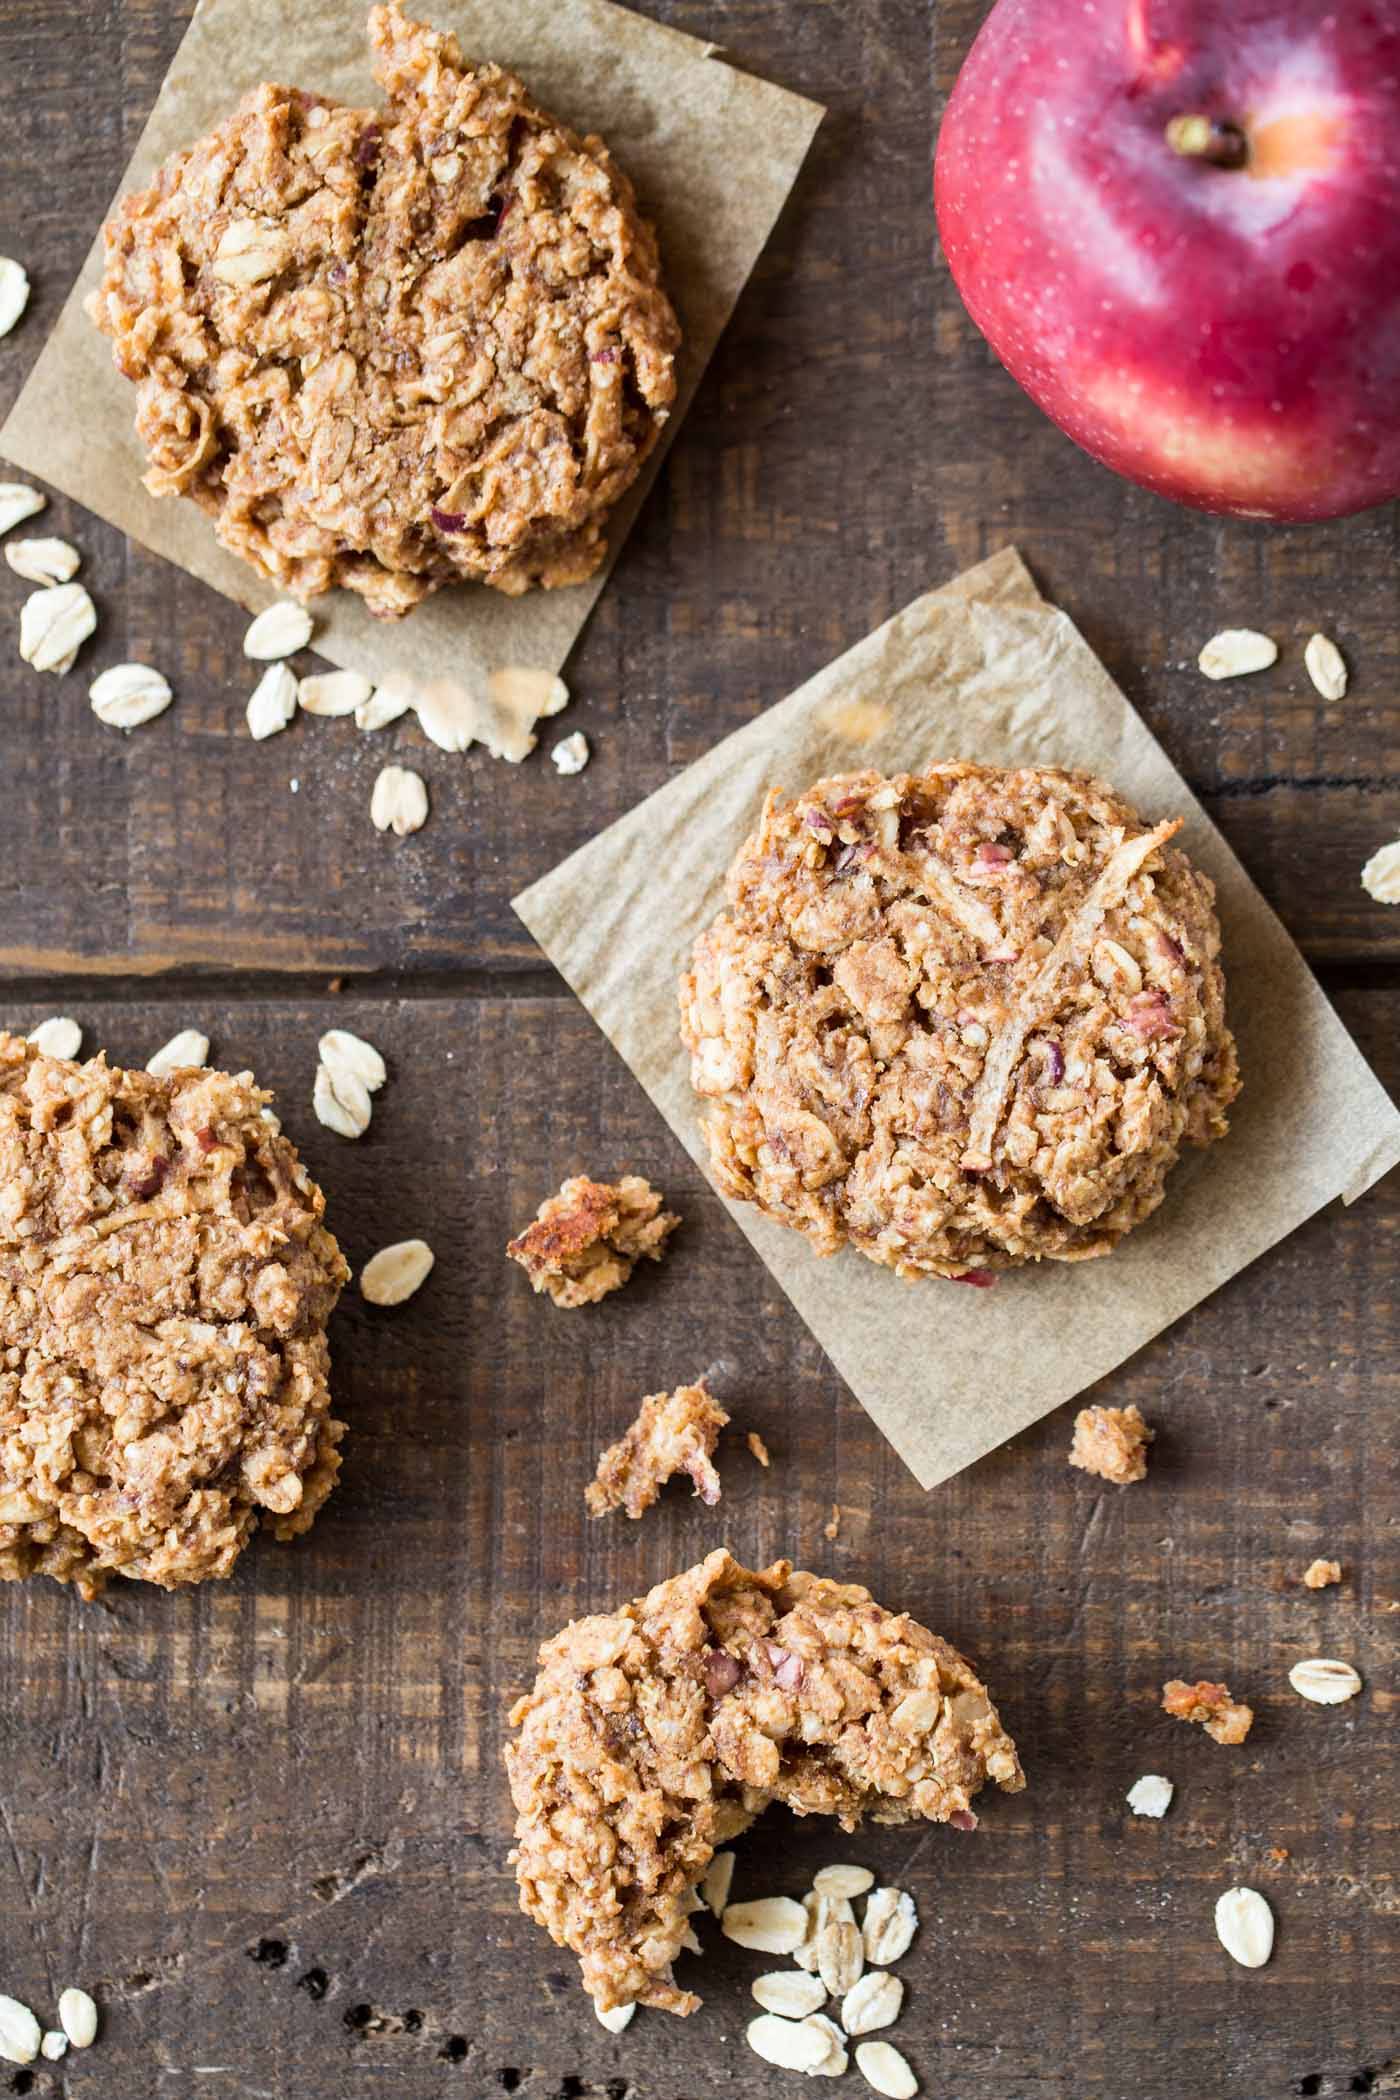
[0,1786,55,2002]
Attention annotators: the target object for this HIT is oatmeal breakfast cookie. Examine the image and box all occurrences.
[88,1,680,617]
[1161,1677,1254,1744]
[0,1034,349,1597]
[505,1547,1023,2015]
[507,1173,678,1307]
[1069,1402,1153,1484]
[679,763,1239,1280]
[585,1378,728,1519]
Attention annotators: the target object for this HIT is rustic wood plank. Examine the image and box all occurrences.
[0,0,1398,977]
[0,991,1394,2100]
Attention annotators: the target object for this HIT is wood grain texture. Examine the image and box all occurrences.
[0,0,1397,2096]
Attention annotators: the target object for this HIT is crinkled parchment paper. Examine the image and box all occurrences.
[0,0,822,704]
[515,548,1400,1489]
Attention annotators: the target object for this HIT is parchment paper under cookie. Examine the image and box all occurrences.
[0,0,822,703]
[515,547,1400,1490]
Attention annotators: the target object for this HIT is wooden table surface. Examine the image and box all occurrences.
[1,3,1397,2098]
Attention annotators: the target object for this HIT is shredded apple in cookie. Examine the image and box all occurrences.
[0,1035,348,1596]
[504,1549,1022,2015]
[679,763,1238,1279]
[89,3,680,617]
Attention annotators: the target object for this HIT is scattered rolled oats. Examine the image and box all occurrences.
[1302,1557,1342,1590]
[89,662,173,730]
[57,1989,97,2050]
[793,1890,821,1972]
[243,599,313,660]
[1304,631,1347,701]
[700,1850,735,1920]
[0,257,30,338]
[551,731,590,775]
[841,1969,903,2036]
[862,1887,918,1967]
[319,1028,387,1097]
[246,661,298,741]
[813,1864,874,1900]
[313,1059,372,1139]
[1361,839,1400,905]
[27,1017,82,1061]
[370,764,429,837]
[354,683,411,732]
[1198,629,1278,680]
[816,1914,864,1996]
[488,664,569,756]
[0,483,45,536]
[804,2012,850,2076]
[746,2012,835,2074]
[360,1238,435,1307]
[1213,1886,1274,1969]
[5,536,79,584]
[1288,1657,1362,1706]
[145,1029,210,1078]
[40,2032,67,2061]
[298,668,371,717]
[0,1996,40,2066]
[750,1971,827,2019]
[1126,1773,1174,1818]
[20,581,96,673]
[594,2000,634,2034]
[723,1896,810,1955]
[855,2037,919,2098]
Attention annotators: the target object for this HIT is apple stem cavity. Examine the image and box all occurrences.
[1165,113,1248,168]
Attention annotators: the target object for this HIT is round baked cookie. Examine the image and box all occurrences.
[0,1035,349,1597]
[89,2,680,617]
[505,1548,1022,2015]
[679,763,1239,1279]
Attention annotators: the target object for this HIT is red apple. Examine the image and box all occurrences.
[934,0,1400,520]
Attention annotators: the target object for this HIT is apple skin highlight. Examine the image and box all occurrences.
[934,0,1400,521]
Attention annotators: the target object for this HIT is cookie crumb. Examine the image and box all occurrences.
[1161,1678,1254,1745]
[1302,1557,1342,1590]
[507,1174,678,1308]
[585,1380,728,1520]
[823,1504,841,1542]
[1068,1403,1153,1484]
[747,1430,771,1469]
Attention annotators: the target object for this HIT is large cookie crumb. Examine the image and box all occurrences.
[1161,1677,1254,1745]
[89,3,680,617]
[0,1034,348,1596]
[1068,1403,1153,1484]
[504,1548,1023,2015]
[507,1173,678,1307]
[585,1379,728,1519]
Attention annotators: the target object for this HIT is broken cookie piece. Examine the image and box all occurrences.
[504,1548,1023,2017]
[0,1033,349,1596]
[1161,1677,1254,1745]
[585,1379,728,1519]
[1068,1403,1153,1484]
[507,1173,678,1308]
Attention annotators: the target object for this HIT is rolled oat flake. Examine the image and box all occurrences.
[360,1238,435,1306]
[746,2012,835,2073]
[750,1970,827,2019]
[1288,1657,1362,1705]
[57,1988,98,2050]
[90,662,174,730]
[0,1996,40,2066]
[1214,1886,1274,1969]
[594,2000,634,2033]
[20,582,97,674]
[855,2037,920,2098]
[722,1895,809,1954]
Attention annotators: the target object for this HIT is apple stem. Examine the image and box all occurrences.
[1166,114,1248,167]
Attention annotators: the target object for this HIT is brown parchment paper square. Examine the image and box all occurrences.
[515,547,1400,1490]
[0,0,822,699]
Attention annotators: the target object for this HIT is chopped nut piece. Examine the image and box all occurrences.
[507,1173,678,1308]
[1126,1773,1173,1818]
[842,1970,903,2036]
[700,1850,734,1920]
[1361,839,1400,905]
[1304,631,1347,701]
[585,1379,728,1521]
[747,1429,771,1468]
[19,582,97,673]
[552,730,590,775]
[1302,1557,1342,1590]
[246,661,298,741]
[855,2038,920,2098]
[750,1971,827,2018]
[360,1238,435,1307]
[0,484,44,537]
[5,536,80,584]
[26,1016,82,1061]
[146,1029,211,1079]
[370,763,429,836]
[1068,1402,1153,1485]
[1198,628,1278,680]
[57,1989,97,2051]
[1214,1886,1274,1969]
[1161,1678,1254,1744]
[0,1996,40,2066]
[0,257,30,338]
[1288,1657,1362,1705]
[244,600,314,660]
[723,1897,811,1955]
[89,663,174,729]
[862,1887,918,1967]
[298,669,371,717]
